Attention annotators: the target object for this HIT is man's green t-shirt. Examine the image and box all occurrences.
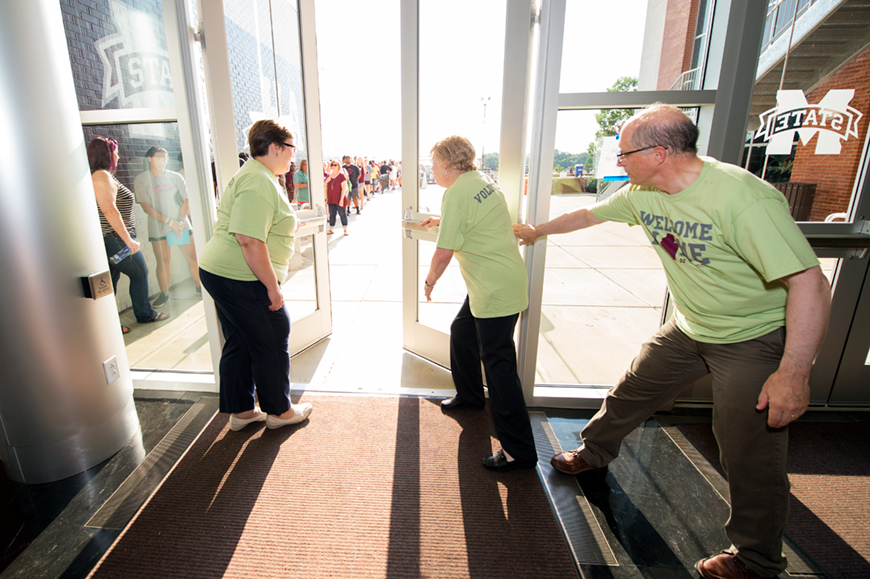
[437,171,528,318]
[591,157,819,343]
[199,159,297,282]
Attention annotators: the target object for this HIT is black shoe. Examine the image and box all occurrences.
[440,396,484,411]
[482,449,537,472]
[152,292,170,307]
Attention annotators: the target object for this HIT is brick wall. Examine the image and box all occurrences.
[788,44,870,222]
[656,0,700,90]
[225,0,308,158]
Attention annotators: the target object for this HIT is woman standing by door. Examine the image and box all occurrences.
[198,120,313,430]
[134,145,201,307]
[89,137,169,332]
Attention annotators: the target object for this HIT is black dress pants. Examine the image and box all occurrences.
[200,268,292,416]
[450,297,537,462]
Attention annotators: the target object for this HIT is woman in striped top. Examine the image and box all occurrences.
[89,137,169,333]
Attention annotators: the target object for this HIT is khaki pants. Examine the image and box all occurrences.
[578,319,789,577]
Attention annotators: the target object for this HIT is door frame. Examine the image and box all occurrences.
[517,0,870,408]
[196,0,332,368]
[399,0,535,368]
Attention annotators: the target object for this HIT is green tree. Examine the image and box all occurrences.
[552,150,589,173]
[483,152,499,171]
[594,76,638,139]
[584,76,638,177]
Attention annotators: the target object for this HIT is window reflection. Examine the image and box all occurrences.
[746,0,868,222]
[82,123,212,370]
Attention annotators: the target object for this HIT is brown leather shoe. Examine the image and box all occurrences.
[550,447,600,475]
[695,551,766,579]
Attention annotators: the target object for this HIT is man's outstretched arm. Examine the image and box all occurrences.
[513,207,605,245]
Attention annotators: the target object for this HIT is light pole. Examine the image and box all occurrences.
[481,96,490,170]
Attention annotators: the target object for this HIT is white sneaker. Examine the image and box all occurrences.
[266,403,313,429]
[229,410,267,431]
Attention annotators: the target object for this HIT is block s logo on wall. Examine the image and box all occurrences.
[95,1,174,108]
[755,90,863,155]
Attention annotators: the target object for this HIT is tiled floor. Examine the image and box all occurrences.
[5,394,854,579]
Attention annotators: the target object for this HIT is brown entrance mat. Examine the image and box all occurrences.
[676,420,870,579]
[88,396,577,579]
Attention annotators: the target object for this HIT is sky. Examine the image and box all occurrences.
[314,0,648,160]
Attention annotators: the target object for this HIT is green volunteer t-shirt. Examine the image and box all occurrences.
[437,171,528,318]
[199,159,297,282]
[591,157,819,343]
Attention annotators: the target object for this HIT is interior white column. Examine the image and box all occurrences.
[0,0,140,483]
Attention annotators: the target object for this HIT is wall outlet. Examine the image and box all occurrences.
[103,356,120,384]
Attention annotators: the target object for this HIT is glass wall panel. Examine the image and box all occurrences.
[746,0,870,222]
[223,0,308,161]
[417,0,507,333]
[81,123,211,371]
[283,232,318,322]
[560,1,648,93]
[221,0,318,326]
[536,110,667,385]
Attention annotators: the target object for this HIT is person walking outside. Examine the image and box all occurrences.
[343,155,362,214]
[293,159,310,208]
[325,160,349,235]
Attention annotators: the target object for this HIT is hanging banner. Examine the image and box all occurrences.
[755,89,863,155]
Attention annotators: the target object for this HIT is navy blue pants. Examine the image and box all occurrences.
[450,297,537,462]
[104,232,158,323]
[328,203,348,227]
[200,268,291,416]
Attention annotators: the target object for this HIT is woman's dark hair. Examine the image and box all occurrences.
[87,137,118,174]
[248,119,293,158]
[145,145,168,158]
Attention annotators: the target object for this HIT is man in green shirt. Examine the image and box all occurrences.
[514,105,830,579]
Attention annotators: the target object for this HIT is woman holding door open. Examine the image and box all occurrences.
[420,135,535,472]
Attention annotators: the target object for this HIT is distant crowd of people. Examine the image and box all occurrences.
[303,157,402,235]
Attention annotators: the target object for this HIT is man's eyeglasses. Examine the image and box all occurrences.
[616,145,664,159]
[282,142,296,149]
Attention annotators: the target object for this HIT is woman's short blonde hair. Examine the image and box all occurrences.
[431,135,477,172]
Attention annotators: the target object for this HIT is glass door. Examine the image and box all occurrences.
[517,0,731,407]
[399,0,531,368]
[199,0,332,360]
